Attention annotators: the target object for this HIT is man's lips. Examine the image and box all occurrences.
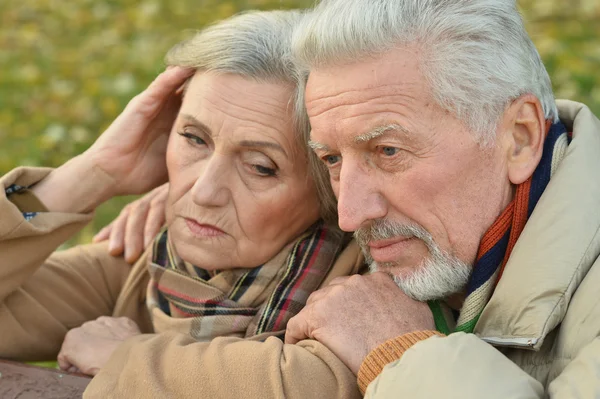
[184,218,225,238]
[367,236,414,263]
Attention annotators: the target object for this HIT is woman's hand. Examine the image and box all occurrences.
[31,67,193,214]
[85,67,193,197]
[93,183,169,263]
[57,316,142,376]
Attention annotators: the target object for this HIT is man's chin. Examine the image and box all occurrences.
[370,258,472,302]
[369,259,422,280]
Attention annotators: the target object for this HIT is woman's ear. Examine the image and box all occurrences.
[500,94,546,185]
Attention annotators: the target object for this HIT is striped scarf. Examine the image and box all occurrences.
[451,121,571,333]
[147,221,345,341]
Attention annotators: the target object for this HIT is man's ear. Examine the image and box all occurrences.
[500,94,546,185]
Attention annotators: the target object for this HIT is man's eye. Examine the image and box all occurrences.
[253,164,277,177]
[323,155,341,166]
[380,146,399,156]
[178,132,206,146]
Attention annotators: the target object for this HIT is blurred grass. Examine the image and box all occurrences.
[1,0,598,246]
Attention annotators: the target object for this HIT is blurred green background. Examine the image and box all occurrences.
[1,0,599,246]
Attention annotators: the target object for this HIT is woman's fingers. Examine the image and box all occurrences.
[128,67,194,119]
[57,352,73,372]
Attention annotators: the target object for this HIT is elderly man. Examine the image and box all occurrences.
[285,0,600,397]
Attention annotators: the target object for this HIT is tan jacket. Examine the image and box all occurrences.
[365,100,600,398]
[0,167,364,398]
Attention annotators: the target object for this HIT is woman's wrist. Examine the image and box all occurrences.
[30,154,118,214]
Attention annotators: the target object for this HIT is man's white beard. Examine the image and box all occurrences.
[369,250,472,301]
[355,219,472,301]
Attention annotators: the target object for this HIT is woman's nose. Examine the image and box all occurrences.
[189,157,230,207]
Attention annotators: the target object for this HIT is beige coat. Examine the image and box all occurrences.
[366,100,600,398]
[0,167,364,398]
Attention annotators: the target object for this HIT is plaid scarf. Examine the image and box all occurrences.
[448,121,570,333]
[146,221,345,341]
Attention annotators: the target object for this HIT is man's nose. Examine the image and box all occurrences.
[336,159,387,232]
[190,156,230,207]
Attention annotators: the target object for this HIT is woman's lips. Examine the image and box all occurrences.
[367,236,415,263]
[184,218,225,238]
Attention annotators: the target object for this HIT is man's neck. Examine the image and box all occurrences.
[446,292,466,310]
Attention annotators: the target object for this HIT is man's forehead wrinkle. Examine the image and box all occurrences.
[306,87,419,120]
[307,82,415,104]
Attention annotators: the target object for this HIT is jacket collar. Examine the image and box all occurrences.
[474,100,600,350]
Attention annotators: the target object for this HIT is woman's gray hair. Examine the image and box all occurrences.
[293,0,559,145]
[166,10,337,224]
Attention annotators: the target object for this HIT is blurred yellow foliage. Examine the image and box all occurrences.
[1,0,598,245]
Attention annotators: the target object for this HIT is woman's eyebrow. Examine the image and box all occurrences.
[180,114,212,135]
[238,140,288,157]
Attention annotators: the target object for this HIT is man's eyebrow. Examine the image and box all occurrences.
[308,140,330,152]
[354,124,411,143]
[239,140,288,157]
[180,114,212,135]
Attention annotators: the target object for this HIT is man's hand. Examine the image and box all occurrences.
[285,272,434,374]
[93,183,169,263]
[57,316,141,376]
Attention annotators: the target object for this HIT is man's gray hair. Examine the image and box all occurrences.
[293,0,559,144]
[165,10,337,223]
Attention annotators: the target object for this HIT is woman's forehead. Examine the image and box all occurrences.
[179,72,299,155]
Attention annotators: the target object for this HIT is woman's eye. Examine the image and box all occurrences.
[253,164,277,177]
[179,132,206,146]
[380,146,399,156]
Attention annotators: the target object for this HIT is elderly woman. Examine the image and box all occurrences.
[0,10,363,399]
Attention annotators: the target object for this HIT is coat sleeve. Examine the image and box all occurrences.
[84,332,361,399]
[0,167,131,361]
[547,337,600,398]
[366,332,600,399]
[365,333,544,399]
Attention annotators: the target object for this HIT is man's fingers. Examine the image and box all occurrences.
[305,287,329,306]
[327,276,352,286]
[144,205,166,247]
[108,209,129,256]
[143,185,168,246]
[285,312,313,345]
[93,224,112,243]
[124,203,150,264]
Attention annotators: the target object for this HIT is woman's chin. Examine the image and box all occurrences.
[167,226,227,267]
[171,238,228,270]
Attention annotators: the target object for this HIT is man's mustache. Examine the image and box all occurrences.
[353,219,432,248]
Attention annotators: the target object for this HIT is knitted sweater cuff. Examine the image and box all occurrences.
[357,330,445,394]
